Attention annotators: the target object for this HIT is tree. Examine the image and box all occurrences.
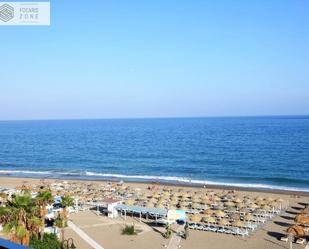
[163,224,172,239]
[1,192,42,246]
[184,222,189,239]
[35,190,54,239]
[56,195,74,243]
[60,195,74,227]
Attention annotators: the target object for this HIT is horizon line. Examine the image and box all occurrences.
[0,114,308,122]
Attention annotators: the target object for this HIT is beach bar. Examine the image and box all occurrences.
[115,204,168,223]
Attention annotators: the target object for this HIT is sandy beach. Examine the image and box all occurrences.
[1,176,309,249]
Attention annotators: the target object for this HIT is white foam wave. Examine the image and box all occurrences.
[84,171,309,192]
[0,170,51,175]
[1,169,308,192]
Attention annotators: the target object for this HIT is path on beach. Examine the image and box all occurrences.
[68,221,104,249]
[167,226,183,249]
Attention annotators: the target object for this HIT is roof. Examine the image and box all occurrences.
[115,204,167,216]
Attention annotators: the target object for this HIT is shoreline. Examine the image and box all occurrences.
[1,175,309,197]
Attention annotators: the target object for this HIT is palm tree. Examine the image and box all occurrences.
[35,190,54,239]
[1,192,42,246]
[55,195,74,244]
[60,195,74,227]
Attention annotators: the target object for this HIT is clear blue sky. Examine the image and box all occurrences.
[1,0,309,120]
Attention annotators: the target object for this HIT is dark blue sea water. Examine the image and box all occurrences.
[0,116,309,191]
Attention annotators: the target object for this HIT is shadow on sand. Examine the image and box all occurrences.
[286,210,298,215]
[267,231,285,240]
[280,215,294,221]
[274,221,292,228]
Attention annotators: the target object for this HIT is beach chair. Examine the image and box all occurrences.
[217,227,226,233]
[238,229,249,237]
[197,224,204,230]
[230,228,238,235]
[209,226,218,232]
[296,238,306,245]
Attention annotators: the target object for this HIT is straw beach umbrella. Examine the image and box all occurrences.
[215,210,226,217]
[203,209,213,215]
[156,203,165,209]
[231,219,244,228]
[234,198,242,203]
[213,196,221,202]
[236,203,245,209]
[146,202,154,208]
[192,197,201,203]
[275,198,284,203]
[190,215,201,223]
[125,199,135,205]
[265,197,274,202]
[191,203,200,209]
[229,213,240,220]
[248,203,259,209]
[255,196,263,201]
[244,213,254,221]
[218,218,230,227]
[203,216,216,224]
[262,205,272,211]
[225,201,235,207]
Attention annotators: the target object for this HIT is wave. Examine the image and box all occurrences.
[1,169,309,192]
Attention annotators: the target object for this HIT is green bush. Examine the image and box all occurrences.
[54,216,67,228]
[121,225,137,235]
[29,233,61,249]
[163,224,172,239]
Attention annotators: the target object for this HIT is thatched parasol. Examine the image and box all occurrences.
[231,219,244,227]
[255,196,264,201]
[190,214,201,223]
[287,225,305,238]
[218,218,230,226]
[203,209,213,215]
[229,213,240,220]
[146,202,154,208]
[179,204,187,210]
[234,198,242,203]
[213,196,221,202]
[224,201,235,207]
[275,198,284,203]
[192,196,201,203]
[244,213,254,221]
[156,203,165,209]
[191,203,200,209]
[261,205,272,211]
[170,200,178,206]
[125,199,135,205]
[203,216,216,223]
[248,203,259,209]
[265,197,274,202]
[215,210,226,217]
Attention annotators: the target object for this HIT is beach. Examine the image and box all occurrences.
[1,176,308,249]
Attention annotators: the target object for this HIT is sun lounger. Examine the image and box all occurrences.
[296,238,306,245]
[280,236,288,242]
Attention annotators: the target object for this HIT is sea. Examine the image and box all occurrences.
[0,116,308,192]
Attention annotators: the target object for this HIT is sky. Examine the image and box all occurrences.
[1,0,309,120]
